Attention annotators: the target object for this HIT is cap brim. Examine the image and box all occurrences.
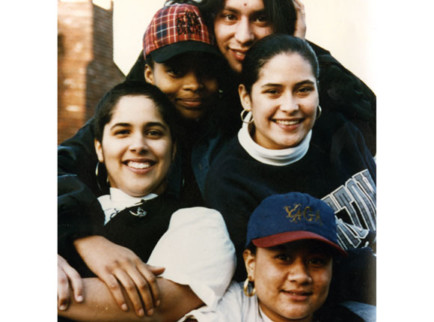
[149,41,221,63]
[252,231,347,256]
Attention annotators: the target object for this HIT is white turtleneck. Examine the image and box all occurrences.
[238,112,312,167]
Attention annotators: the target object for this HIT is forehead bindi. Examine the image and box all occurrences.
[224,0,265,12]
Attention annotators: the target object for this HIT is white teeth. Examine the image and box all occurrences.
[275,119,300,125]
[127,161,152,169]
[233,51,246,59]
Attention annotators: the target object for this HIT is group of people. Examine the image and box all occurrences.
[57,0,376,321]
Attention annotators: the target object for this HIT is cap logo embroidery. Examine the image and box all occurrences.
[284,204,323,225]
[176,11,201,36]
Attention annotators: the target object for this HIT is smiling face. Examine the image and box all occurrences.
[145,53,219,121]
[239,52,319,149]
[213,0,273,73]
[94,95,174,197]
[244,240,333,322]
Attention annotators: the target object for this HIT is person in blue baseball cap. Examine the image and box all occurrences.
[242,192,346,322]
[183,192,375,322]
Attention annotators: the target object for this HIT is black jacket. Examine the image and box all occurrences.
[204,111,376,281]
[58,42,376,250]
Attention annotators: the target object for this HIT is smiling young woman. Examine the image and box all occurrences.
[58,81,236,321]
[212,0,274,73]
[59,1,376,222]
[244,241,333,322]
[204,35,376,307]
[94,95,174,198]
[238,52,319,149]
[183,192,375,321]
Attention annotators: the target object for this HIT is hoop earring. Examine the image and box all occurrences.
[316,105,322,120]
[243,278,256,297]
[240,109,253,124]
[218,88,224,99]
[95,161,100,178]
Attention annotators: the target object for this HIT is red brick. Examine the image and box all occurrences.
[58,0,124,144]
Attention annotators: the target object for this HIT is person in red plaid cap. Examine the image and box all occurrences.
[140,3,234,206]
[59,2,230,206]
[59,0,376,211]
[149,0,376,156]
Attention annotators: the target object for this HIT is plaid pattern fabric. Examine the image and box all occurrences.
[143,4,214,57]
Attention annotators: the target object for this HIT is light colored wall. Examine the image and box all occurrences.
[303,0,375,90]
[111,0,375,90]
[112,0,165,75]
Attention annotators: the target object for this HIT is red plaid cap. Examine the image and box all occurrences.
[143,4,220,62]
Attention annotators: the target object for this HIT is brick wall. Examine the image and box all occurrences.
[58,0,124,144]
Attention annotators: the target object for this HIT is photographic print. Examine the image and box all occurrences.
[57,1,376,321]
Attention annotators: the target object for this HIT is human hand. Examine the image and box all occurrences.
[58,254,84,311]
[293,0,307,39]
[74,235,165,317]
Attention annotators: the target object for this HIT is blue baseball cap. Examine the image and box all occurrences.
[246,192,346,256]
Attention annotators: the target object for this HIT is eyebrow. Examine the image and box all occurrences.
[145,122,168,130]
[261,80,315,88]
[110,122,130,131]
[295,80,316,86]
[109,122,168,131]
[261,83,282,88]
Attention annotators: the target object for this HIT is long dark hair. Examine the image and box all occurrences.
[165,0,297,35]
